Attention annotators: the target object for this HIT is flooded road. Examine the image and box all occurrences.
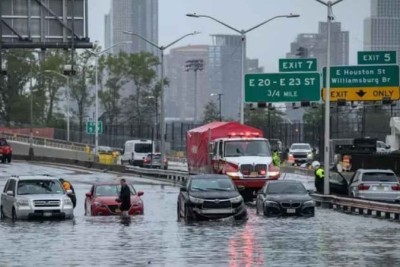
[0,162,400,266]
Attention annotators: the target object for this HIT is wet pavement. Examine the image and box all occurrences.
[0,162,400,266]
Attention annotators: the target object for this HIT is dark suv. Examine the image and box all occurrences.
[0,138,12,163]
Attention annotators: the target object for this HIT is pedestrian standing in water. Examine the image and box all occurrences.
[118,178,131,217]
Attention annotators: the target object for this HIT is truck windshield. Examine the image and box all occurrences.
[224,140,271,157]
[135,144,152,153]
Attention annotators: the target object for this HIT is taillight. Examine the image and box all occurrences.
[391,184,400,191]
[358,184,370,190]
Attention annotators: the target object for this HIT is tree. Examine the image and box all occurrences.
[303,104,324,149]
[202,100,220,123]
[246,108,284,139]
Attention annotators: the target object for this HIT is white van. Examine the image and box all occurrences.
[121,139,154,166]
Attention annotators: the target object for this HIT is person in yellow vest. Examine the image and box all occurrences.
[59,178,76,208]
[312,161,324,193]
[272,149,281,167]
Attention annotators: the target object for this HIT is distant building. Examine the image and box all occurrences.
[364,0,400,64]
[105,0,158,55]
[164,45,209,122]
[286,22,349,72]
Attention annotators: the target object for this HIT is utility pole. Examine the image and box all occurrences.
[186,59,204,122]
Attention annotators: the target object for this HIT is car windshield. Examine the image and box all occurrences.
[362,173,398,182]
[190,178,235,191]
[135,144,152,153]
[95,185,136,196]
[290,144,311,150]
[267,182,307,194]
[225,140,271,157]
[17,180,64,195]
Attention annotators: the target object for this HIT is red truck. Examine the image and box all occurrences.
[186,121,280,200]
[0,138,12,163]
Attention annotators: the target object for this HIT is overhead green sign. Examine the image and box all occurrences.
[245,73,320,103]
[86,121,103,134]
[358,51,397,65]
[323,65,399,88]
[279,58,317,72]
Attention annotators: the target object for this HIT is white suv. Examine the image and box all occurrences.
[0,176,74,220]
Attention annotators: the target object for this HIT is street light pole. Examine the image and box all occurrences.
[315,0,344,195]
[123,31,199,169]
[187,13,300,124]
[87,41,132,155]
[43,70,70,141]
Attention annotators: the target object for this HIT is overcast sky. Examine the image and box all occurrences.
[88,0,370,72]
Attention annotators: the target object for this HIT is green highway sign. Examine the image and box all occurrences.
[245,72,320,103]
[358,51,397,65]
[279,58,317,72]
[323,65,399,88]
[86,121,103,134]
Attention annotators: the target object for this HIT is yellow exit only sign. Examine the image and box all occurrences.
[322,87,400,101]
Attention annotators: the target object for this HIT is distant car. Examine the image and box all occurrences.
[256,180,315,217]
[143,153,168,169]
[288,143,314,165]
[348,169,400,202]
[0,138,12,163]
[85,183,144,216]
[177,174,247,222]
[0,175,74,220]
[93,146,112,154]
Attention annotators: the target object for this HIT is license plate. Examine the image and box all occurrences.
[250,172,258,177]
[286,209,296,214]
[115,209,121,213]
[43,212,52,217]
[202,208,233,214]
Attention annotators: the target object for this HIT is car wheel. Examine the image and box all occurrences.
[7,155,11,163]
[0,206,5,219]
[11,208,17,221]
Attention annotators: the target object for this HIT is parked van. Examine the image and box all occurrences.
[121,139,154,166]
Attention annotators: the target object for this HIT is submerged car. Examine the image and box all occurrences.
[256,180,315,217]
[177,174,247,222]
[143,153,168,170]
[85,183,144,216]
[0,175,74,220]
[348,169,400,202]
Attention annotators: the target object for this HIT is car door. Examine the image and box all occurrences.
[1,179,10,215]
[3,179,16,216]
[348,172,360,197]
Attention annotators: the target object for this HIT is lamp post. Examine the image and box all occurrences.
[187,13,300,124]
[87,41,132,155]
[210,93,223,121]
[123,31,200,169]
[186,59,204,122]
[44,70,70,141]
[314,0,344,195]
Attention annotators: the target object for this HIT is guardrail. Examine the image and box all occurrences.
[312,193,400,220]
[125,166,188,183]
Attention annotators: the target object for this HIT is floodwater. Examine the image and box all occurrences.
[0,162,399,266]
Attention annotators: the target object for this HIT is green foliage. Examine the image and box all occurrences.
[246,108,284,128]
[202,100,220,123]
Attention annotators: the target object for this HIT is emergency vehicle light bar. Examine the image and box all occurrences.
[228,132,260,137]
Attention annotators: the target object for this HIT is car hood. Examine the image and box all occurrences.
[189,191,239,200]
[18,194,66,200]
[225,156,272,166]
[94,196,139,204]
[289,149,311,153]
[266,194,312,202]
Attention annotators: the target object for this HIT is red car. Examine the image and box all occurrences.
[84,183,144,216]
[0,138,12,163]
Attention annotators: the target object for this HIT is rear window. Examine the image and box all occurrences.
[135,144,152,153]
[362,173,398,182]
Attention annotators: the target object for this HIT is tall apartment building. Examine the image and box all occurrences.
[286,22,349,72]
[364,0,400,63]
[105,0,158,55]
[164,45,209,122]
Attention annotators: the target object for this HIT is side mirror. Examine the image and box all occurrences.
[257,190,263,195]
[387,145,391,149]
[180,186,187,192]
[85,192,92,198]
[307,189,314,194]
[6,190,13,196]
[237,185,245,191]
[138,191,144,197]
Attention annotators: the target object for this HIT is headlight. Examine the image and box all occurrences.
[16,199,29,207]
[288,153,293,157]
[230,195,243,203]
[63,197,72,205]
[264,200,279,206]
[303,200,315,207]
[189,196,204,204]
[307,152,313,158]
[94,201,105,207]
